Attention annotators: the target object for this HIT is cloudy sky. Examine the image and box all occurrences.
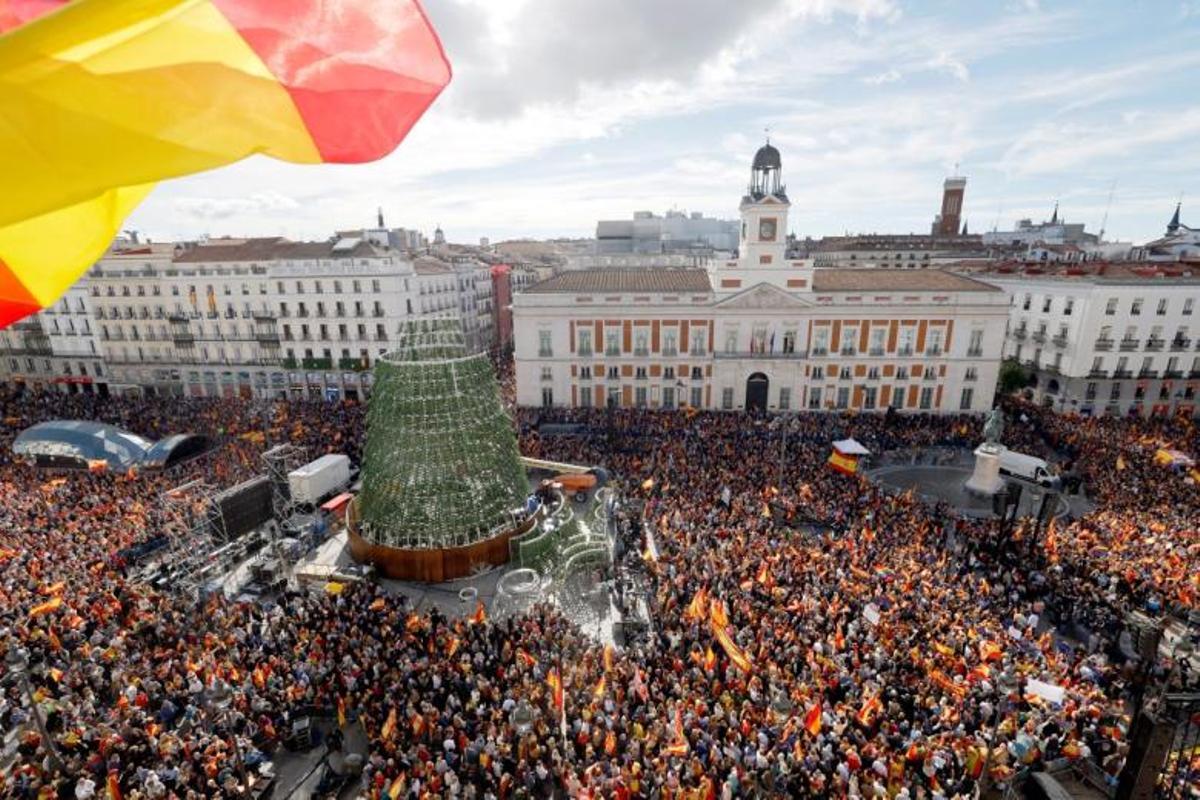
[126,0,1200,246]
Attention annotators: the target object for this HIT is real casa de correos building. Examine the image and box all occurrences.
[513,143,1011,414]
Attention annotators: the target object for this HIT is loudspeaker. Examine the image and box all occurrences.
[1116,709,1176,800]
[211,475,274,540]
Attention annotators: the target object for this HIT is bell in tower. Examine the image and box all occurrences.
[748,140,787,201]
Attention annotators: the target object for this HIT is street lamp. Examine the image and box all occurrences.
[4,647,64,772]
[205,682,249,791]
[772,412,798,489]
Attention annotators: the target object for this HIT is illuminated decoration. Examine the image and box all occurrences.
[0,0,450,327]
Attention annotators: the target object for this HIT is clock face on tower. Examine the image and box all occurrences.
[759,217,777,242]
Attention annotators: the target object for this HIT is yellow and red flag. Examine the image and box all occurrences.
[387,774,406,800]
[516,648,537,669]
[470,601,487,625]
[592,676,606,701]
[336,696,347,728]
[547,669,564,711]
[30,596,62,617]
[0,0,451,328]
[828,450,858,475]
[803,702,822,737]
[380,707,396,741]
[603,644,614,673]
[711,621,753,673]
[663,707,689,757]
[105,770,122,800]
[703,646,717,672]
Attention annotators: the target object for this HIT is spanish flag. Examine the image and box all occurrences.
[711,622,753,674]
[369,597,386,612]
[828,450,858,475]
[663,707,689,757]
[592,676,606,701]
[0,0,451,328]
[470,601,487,625]
[387,774,406,800]
[683,588,709,622]
[703,646,717,672]
[803,703,822,737]
[603,644,614,673]
[516,648,537,669]
[106,771,122,800]
[380,707,396,741]
[546,669,564,712]
[30,596,62,617]
[336,696,346,728]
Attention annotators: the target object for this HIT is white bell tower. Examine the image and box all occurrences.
[739,140,790,268]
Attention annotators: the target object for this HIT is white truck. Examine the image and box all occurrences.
[997,450,1061,489]
[288,454,351,506]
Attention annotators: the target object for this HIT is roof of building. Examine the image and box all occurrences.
[811,269,1003,293]
[172,236,385,263]
[413,256,454,275]
[752,142,781,171]
[525,268,713,294]
[956,261,1200,283]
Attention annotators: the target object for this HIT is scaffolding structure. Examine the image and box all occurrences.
[357,319,528,550]
[262,443,307,588]
[161,479,225,598]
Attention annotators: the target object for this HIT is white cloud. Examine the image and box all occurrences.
[926,51,970,82]
[173,191,300,220]
[863,68,901,84]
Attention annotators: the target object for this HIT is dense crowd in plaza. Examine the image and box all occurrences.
[0,375,1197,798]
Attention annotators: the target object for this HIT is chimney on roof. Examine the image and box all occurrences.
[377,207,385,228]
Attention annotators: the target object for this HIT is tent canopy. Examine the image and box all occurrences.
[832,438,871,456]
[11,420,203,472]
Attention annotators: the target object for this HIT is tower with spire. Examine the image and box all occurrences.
[738,138,790,267]
[1167,202,1182,234]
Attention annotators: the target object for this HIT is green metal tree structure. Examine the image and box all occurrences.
[357,319,529,549]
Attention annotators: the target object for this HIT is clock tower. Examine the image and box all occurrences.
[739,140,789,268]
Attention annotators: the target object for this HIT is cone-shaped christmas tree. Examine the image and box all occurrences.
[356,319,528,551]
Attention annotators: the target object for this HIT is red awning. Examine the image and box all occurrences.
[321,492,354,512]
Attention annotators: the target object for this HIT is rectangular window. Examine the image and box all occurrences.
[869,328,886,356]
[968,329,984,357]
[578,329,592,356]
[540,366,553,381]
[579,366,591,380]
[539,330,553,357]
[605,330,620,356]
[1042,297,1052,313]
[779,387,791,410]
[690,330,706,356]
[891,386,904,409]
[634,331,649,357]
[541,387,554,407]
[782,330,796,354]
[863,386,877,410]
[725,330,739,354]
[690,386,703,408]
[664,366,675,380]
[662,386,675,409]
[1064,298,1074,316]
[812,328,829,356]
[959,387,974,410]
[1106,298,1118,315]
[1131,298,1143,316]
[635,386,648,407]
[1185,298,1194,316]
[1157,298,1168,315]
[721,387,734,410]
[926,329,943,355]
[836,387,849,408]
[1109,383,1121,401]
[840,326,857,356]
[808,387,822,409]
[897,327,915,356]
[919,387,933,409]
[812,366,825,380]
[663,331,678,357]
[580,388,592,408]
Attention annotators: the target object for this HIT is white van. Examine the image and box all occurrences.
[998,450,1061,489]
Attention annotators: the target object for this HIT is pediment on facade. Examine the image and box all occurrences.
[714,282,811,310]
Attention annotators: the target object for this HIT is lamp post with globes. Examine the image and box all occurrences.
[4,646,65,772]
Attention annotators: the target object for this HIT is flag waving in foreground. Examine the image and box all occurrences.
[0,0,451,327]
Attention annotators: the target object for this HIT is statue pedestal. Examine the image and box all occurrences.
[965,443,1006,497]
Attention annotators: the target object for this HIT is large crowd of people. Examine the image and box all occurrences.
[0,378,1196,798]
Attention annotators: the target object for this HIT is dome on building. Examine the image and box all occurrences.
[752,142,781,171]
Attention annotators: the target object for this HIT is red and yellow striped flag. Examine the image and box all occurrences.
[712,623,753,673]
[470,601,487,625]
[0,0,451,328]
[803,702,822,737]
[380,707,396,741]
[336,696,347,728]
[663,706,689,757]
[106,771,122,800]
[30,596,62,617]
[387,773,406,800]
[547,669,564,712]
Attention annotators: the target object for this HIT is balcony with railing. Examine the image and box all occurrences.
[1052,334,1069,348]
[633,348,649,357]
[1031,330,1047,343]
[1112,369,1132,379]
[1119,338,1140,352]
[1163,369,1183,379]
[922,370,938,381]
[966,347,983,358]
[1087,369,1108,379]
[1145,337,1164,352]
[1093,338,1113,351]
[1170,338,1191,352]
[925,346,942,357]
[1012,327,1027,340]
[577,347,593,357]
[338,357,368,371]
[715,349,805,360]
[1137,368,1158,379]
[868,347,885,357]
[896,347,914,357]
